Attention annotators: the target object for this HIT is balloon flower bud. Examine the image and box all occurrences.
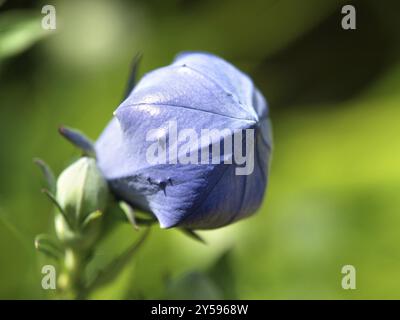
[55,157,109,249]
[96,52,272,229]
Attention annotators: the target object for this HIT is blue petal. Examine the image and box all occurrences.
[95,52,272,229]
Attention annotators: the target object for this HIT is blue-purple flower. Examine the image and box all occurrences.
[95,52,272,229]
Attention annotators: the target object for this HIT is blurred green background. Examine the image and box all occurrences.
[0,0,400,299]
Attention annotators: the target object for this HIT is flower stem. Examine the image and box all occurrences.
[58,247,90,299]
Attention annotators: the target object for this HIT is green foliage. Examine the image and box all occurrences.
[0,11,48,60]
[165,272,222,300]
[164,250,236,299]
[0,0,399,299]
[84,228,150,296]
[207,250,236,299]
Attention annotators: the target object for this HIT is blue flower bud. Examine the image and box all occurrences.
[96,52,272,229]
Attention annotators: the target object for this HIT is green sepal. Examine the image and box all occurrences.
[108,200,156,228]
[119,201,138,230]
[33,158,56,194]
[123,53,142,100]
[41,188,73,228]
[82,210,103,230]
[180,228,206,244]
[34,234,63,261]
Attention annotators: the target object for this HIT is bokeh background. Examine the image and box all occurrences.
[0,0,400,299]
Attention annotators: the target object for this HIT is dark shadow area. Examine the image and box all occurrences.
[255,0,399,110]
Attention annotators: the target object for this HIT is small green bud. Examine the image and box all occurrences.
[55,157,109,249]
[56,157,108,225]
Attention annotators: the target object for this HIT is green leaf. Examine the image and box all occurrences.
[33,158,56,194]
[0,11,49,60]
[108,200,156,228]
[180,228,206,244]
[34,234,63,261]
[84,228,151,295]
[207,249,237,299]
[58,126,96,158]
[165,271,222,300]
[0,208,32,254]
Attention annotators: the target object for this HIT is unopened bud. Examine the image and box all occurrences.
[55,157,109,249]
